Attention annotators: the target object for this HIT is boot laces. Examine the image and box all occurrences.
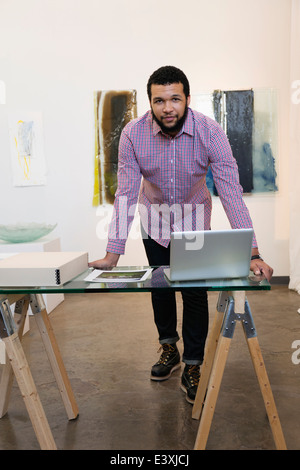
[186,365,200,386]
[156,344,176,365]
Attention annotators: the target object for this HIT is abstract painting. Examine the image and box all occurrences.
[8,111,47,186]
[192,88,278,195]
[93,90,137,205]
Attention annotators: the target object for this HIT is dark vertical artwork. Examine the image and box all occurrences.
[93,90,137,206]
[225,90,254,193]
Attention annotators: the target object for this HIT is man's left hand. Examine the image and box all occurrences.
[250,259,273,282]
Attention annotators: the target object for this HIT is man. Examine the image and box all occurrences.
[89,65,273,404]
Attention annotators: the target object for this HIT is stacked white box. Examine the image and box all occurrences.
[0,251,88,286]
[0,237,65,311]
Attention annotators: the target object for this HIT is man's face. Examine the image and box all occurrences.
[150,82,190,136]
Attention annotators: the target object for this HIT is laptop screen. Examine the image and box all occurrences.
[165,229,253,281]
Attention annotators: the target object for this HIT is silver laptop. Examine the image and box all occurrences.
[164,228,253,282]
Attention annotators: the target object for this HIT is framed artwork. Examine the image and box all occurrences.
[93,90,137,205]
[192,88,278,195]
[8,111,47,187]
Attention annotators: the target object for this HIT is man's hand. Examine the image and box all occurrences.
[88,252,120,270]
[250,258,273,282]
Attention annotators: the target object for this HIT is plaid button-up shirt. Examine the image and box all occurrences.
[106,108,257,254]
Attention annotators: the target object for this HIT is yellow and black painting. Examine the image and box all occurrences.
[93,90,137,206]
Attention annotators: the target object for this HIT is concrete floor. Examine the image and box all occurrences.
[0,284,300,451]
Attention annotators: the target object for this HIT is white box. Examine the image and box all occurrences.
[0,251,88,286]
[0,237,65,312]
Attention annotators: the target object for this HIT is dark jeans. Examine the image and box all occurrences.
[142,232,209,365]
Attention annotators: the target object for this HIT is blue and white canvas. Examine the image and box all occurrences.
[192,88,278,195]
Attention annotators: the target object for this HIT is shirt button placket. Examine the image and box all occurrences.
[170,139,175,204]
[169,139,176,231]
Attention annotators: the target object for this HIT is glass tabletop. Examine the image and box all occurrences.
[0,266,271,295]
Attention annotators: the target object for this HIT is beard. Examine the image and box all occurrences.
[151,104,188,135]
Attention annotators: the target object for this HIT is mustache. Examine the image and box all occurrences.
[151,105,188,133]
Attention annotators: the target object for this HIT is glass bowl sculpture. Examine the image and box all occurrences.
[0,223,57,243]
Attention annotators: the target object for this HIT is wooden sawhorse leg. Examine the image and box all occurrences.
[0,296,56,450]
[0,296,30,417]
[192,291,229,420]
[193,291,287,450]
[29,294,79,421]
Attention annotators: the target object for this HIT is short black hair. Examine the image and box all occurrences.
[147,65,190,100]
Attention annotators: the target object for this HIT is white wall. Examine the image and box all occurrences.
[0,0,292,275]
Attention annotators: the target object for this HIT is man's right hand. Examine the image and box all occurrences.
[88,252,120,270]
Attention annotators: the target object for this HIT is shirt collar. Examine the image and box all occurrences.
[150,108,194,137]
